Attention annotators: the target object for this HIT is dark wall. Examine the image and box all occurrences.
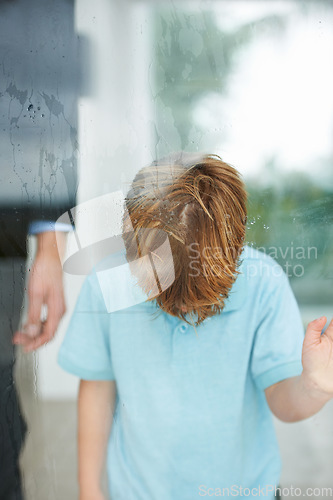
[0,0,79,256]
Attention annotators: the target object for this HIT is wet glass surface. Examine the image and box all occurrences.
[0,0,332,498]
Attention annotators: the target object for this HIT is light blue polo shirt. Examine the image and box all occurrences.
[58,246,304,500]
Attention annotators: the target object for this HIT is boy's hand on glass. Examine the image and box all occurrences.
[301,317,333,400]
[265,318,333,423]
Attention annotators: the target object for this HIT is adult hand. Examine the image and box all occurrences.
[13,231,67,352]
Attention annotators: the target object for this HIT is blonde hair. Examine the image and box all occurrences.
[124,153,247,325]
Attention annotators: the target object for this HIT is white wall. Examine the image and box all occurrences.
[33,0,153,400]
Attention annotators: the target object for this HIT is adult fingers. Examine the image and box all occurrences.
[24,298,65,352]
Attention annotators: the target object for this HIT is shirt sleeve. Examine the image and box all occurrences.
[251,266,305,391]
[58,271,115,380]
[28,220,73,234]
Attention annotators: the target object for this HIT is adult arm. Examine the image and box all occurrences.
[265,317,333,422]
[13,230,67,351]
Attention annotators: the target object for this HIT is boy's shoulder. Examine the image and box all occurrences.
[240,245,286,280]
[223,245,288,313]
[241,245,280,264]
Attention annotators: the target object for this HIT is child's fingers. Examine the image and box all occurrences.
[324,318,333,341]
[305,316,327,344]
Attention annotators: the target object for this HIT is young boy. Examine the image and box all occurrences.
[58,153,333,500]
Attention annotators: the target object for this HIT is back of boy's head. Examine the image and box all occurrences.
[124,152,247,325]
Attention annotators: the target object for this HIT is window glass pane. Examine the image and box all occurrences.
[152,0,333,308]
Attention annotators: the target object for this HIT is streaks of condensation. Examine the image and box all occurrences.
[40,92,64,117]
[2,82,78,205]
[5,82,28,106]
